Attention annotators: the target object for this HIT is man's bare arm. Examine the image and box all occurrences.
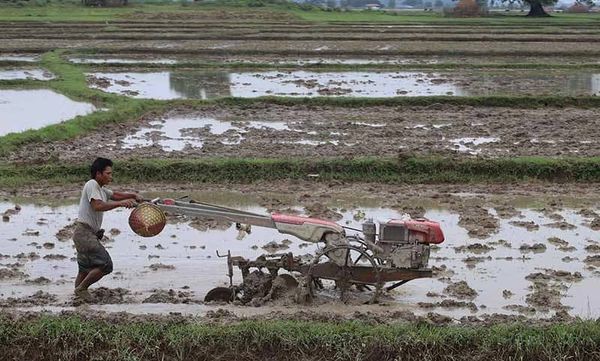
[111,191,143,202]
[91,198,136,212]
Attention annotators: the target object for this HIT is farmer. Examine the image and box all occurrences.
[73,157,142,300]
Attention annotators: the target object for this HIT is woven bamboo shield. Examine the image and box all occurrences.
[129,203,166,237]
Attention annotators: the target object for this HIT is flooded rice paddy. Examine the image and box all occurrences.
[0,54,38,63]
[88,71,464,99]
[1,196,599,318]
[87,69,600,99]
[0,68,54,81]
[68,54,600,66]
[0,90,96,136]
[6,104,600,162]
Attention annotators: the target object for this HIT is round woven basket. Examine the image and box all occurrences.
[129,203,167,237]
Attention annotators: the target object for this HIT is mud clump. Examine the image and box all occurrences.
[88,287,132,304]
[419,299,477,312]
[502,290,513,299]
[266,274,299,301]
[494,205,521,219]
[444,281,478,300]
[261,240,291,253]
[590,217,600,230]
[22,229,40,236]
[206,308,237,320]
[143,289,198,304]
[548,237,569,247]
[463,256,492,268]
[545,221,576,230]
[585,244,600,253]
[584,255,600,267]
[432,264,455,278]
[524,268,575,312]
[87,75,111,89]
[454,243,494,253]
[526,270,583,283]
[148,263,176,271]
[25,276,51,284]
[56,222,77,241]
[426,312,453,325]
[14,252,40,261]
[503,304,536,314]
[189,217,232,232]
[526,284,567,311]
[519,243,547,253]
[456,205,499,238]
[0,268,27,280]
[43,254,67,261]
[239,270,273,306]
[0,291,57,307]
[509,221,539,231]
[489,239,512,248]
[304,203,342,221]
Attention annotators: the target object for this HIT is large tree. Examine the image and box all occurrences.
[521,0,553,16]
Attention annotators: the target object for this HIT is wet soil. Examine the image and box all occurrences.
[143,289,199,304]
[444,281,478,300]
[2,35,600,56]
[9,104,600,163]
[0,182,598,319]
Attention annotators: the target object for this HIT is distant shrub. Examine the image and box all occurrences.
[446,0,484,16]
[298,2,316,10]
[566,2,589,12]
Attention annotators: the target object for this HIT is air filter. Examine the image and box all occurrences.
[129,203,166,237]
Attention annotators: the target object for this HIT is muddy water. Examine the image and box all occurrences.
[87,71,464,99]
[70,57,178,65]
[71,54,600,66]
[0,90,96,136]
[87,70,600,99]
[0,69,54,81]
[120,117,331,151]
[0,54,38,62]
[1,198,598,318]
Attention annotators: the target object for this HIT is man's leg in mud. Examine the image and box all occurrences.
[75,267,105,292]
[75,271,88,288]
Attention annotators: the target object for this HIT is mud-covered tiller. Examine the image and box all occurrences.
[129,197,445,304]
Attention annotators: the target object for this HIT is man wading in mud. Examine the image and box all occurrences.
[73,157,142,301]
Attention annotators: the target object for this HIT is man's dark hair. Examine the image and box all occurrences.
[90,157,113,179]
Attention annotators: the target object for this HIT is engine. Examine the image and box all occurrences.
[362,218,444,269]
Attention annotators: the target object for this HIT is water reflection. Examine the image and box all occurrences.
[88,71,464,99]
[0,69,54,81]
[0,90,96,136]
[88,70,600,99]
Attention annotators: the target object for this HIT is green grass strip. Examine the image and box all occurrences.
[0,314,599,361]
[1,157,599,187]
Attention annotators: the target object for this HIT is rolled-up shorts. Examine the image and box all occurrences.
[72,222,113,274]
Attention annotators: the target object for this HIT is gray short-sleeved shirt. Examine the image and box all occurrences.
[77,179,114,232]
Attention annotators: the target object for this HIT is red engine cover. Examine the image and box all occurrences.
[386,219,445,244]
